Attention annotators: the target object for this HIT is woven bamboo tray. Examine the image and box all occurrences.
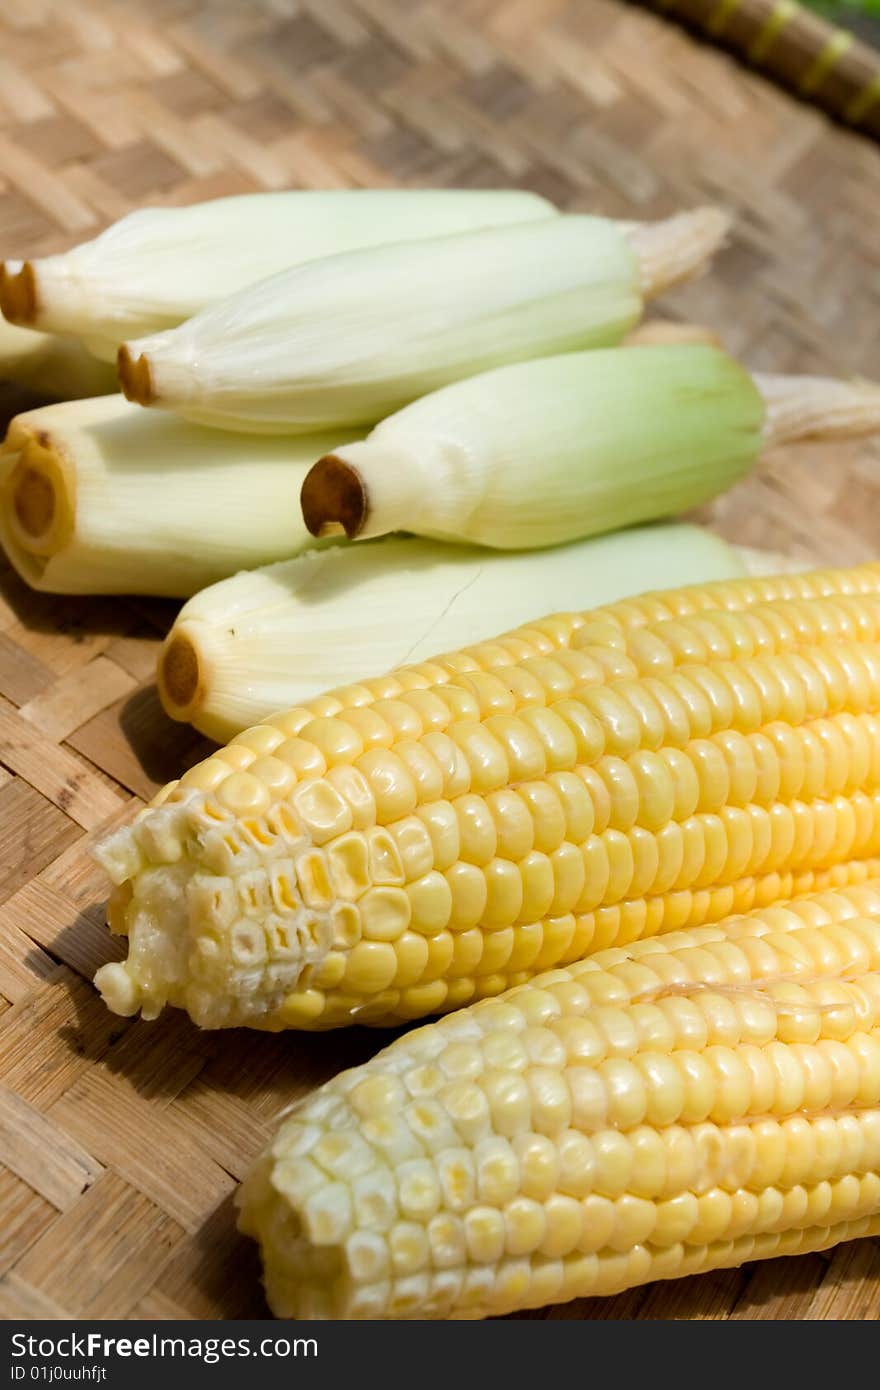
[646,0,880,137]
[1,0,879,1323]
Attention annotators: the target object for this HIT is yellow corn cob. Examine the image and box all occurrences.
[237,882,880,1318]
[94,564,880,1031]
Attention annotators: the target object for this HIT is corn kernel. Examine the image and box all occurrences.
[344,941,398,995]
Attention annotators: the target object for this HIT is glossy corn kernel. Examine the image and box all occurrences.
[95,566,880,1029]
[237,883,880,1318]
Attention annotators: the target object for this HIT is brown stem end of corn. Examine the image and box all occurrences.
[301,455,368,539]
[117,344,155,406]
[159,633,202,719]
[13,464,56,542]
[0,261,38,325]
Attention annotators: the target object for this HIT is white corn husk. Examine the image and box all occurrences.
[0,394,357,598]
[0,189,555,356]
[118,209,728,433]
[300,343,766,550]
[0,317,116,400]
[158,523,749,743]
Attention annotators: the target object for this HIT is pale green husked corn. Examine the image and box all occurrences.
[0,188,555,359]
[116,209,729,432]
[93,562,880,1031]
[0,394,357,597]
[300,346,880,551]
[157,523,752,742]
[237,882,880,1319]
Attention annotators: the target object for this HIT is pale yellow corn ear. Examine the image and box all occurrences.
[116,210,728,433]
[94,563,880,1030]
[237,881,880,1319]
[0,188,556,354]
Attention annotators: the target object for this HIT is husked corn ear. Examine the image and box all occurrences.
[117,212,728,433]
[300,348,880,550]
[299,344,762,546]
[0,394,358,597]
[2,188,556,353]
[94,565,880,1030]
[237,883,880,1318]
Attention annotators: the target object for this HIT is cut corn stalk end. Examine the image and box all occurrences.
[301,454,368,540]
[624,206,731,299]
[117,343,155,405]
[158,625,208,723]
[0,428,75,572]
[11,456,56,545]
[0,260,38,325]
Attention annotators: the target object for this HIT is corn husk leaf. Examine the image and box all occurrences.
[0,394,356,597]
[159,523,749,741]
[302,344,765,550]
[1,189,554,354]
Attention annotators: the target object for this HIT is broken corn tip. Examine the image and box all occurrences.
[117,342,155,405]
[0,260,38,325]
[93,961,142,1016]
